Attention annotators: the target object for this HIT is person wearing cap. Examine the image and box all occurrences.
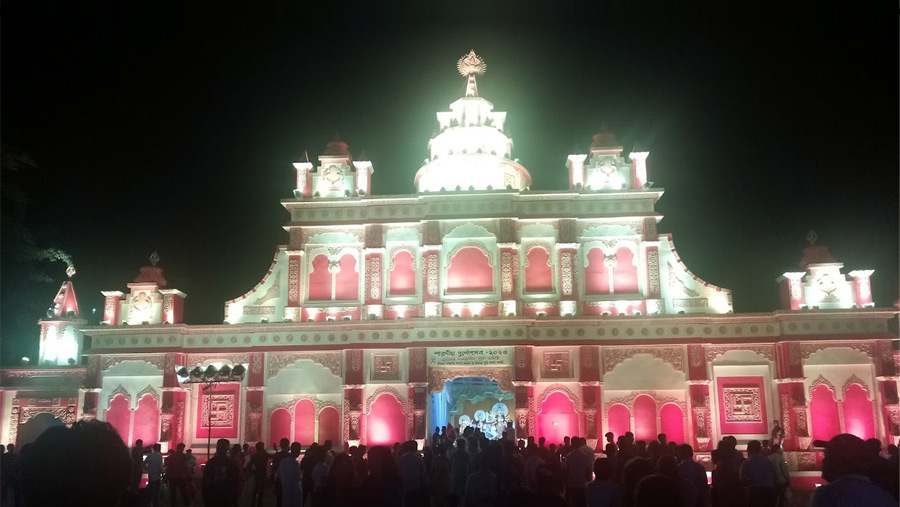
[809,433,895,507]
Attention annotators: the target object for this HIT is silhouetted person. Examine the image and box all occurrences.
[766,444,789,507]
[129,438,145,493]
[634,474,683,507]
[398,440,429,507]
[21,419,130,507]
[739,440,775,507]
[357,445,404,507]
[325,451,355,507]
[564,436,593,507]
[249,441,271,507]
[622,457,654,507]
[676,444,708,506]
[710,439,742,507]
[864,437,898,499]
[586,457,623,507]
[165,443,191,507]
[450,438,470,498]
[202,438,240,507]
[1,443,22,506]
[810,433,895,507]
[145,443,163,506]
[659,455,698,507]
[278,442,302,507]
[271,438,290,507]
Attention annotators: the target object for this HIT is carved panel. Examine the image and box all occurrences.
[364,386,408,414]
[428,367,514,394]
[288,256,301,306]
[706,345,775,362]
[722,387,762,422]
[368,256,382,301]
[200,394,235,428]
[426,254,439,297]
[372,353,401,381]
[605,391,687,411]
[560,251,574,296]
[647,248,660,297]
[541,351,572,379]
[102,355,167,372]
[800,342,874,360]
[20,405,77,426]
[501,251,513,294]
[267,352,342,379]
[842,374,871,396]
[603,346,684,374]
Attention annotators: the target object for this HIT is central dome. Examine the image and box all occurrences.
[414,51,531,193]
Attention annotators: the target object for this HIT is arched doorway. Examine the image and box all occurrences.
[366,393,406,446]
[537,391,578,446]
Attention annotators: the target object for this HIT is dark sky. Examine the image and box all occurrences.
[2,6,897,363]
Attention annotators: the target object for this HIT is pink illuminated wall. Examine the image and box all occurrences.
[389,251,416,296]
[585,248,610,295]
[132,394,160,445]
[841,384,875,440]
[308,255,332,301]
[537,391,578,446]
[659,403,684,444]
[107,394,132,444]
[446,247,493,293]
[366,394,407,446]
[612,247,638,293]
[294,399,316,445]
[607,404,630,440]
[270,408,291,446]
[524,247,553,293]
[810,384,840,442]
[318,407,341,444]
[334,254,359,300]
[633,395,658,442]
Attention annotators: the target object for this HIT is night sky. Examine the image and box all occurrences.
[2,7,897,364]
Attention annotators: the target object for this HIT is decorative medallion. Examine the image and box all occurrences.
[457,50,486,76]
[722,387,762,422]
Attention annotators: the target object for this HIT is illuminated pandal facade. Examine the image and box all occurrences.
[1,52,897,487]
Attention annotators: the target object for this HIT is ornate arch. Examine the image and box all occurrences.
[523,242,554,266]
[581,239,639,263]
[136,385,160,403]
[446,241,496,267]
[108,385,131,407]
[536,384,581,413]
[809,375,838,399]
[842,374,871,399]
[428,367,514,393]
[268,395,340,414]
[604,391,687,412]
[266,352,342,379]
[364,386,408,414]
[102,355,166,373]
[386,244,419,270]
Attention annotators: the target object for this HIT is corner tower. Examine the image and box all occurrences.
[37,266,85,365]
[415,50,532,193]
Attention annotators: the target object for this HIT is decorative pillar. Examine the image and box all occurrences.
[567,154,588,190]
[500,243,518,316]
[776,341,808,451]
[364,248,384,319]
[344,349,365,445]
[777,272,806,310]
[159,289,186,324]
[100,291,123,325]
[579,345,601,448]
[293,161,313,198]
[422,247,442,317]
[513,345,535,438]
[161,353,187,450]
[686,344,712,451]
[409,347,428,443]
[352,160,373,196]
[849,270,875,307]
[628,149,649,189]
[557,244,578,316]
[243,352,265,443]
[285,251,303,322]
[875,340,899,444]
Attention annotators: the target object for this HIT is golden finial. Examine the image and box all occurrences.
[457,50,486,76]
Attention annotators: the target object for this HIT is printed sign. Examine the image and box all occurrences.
[428,347,514,367]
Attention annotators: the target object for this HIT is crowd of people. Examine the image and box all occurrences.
[3,418,899,507]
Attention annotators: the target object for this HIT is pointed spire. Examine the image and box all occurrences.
[457,50,486,98]
[49,266,80,319]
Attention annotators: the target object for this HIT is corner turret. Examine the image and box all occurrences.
[101,252,187,325]
[38,265,85,365]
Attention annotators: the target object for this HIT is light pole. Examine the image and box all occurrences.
[177,363,246,461]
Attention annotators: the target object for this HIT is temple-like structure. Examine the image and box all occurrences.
[1,51,896,488]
